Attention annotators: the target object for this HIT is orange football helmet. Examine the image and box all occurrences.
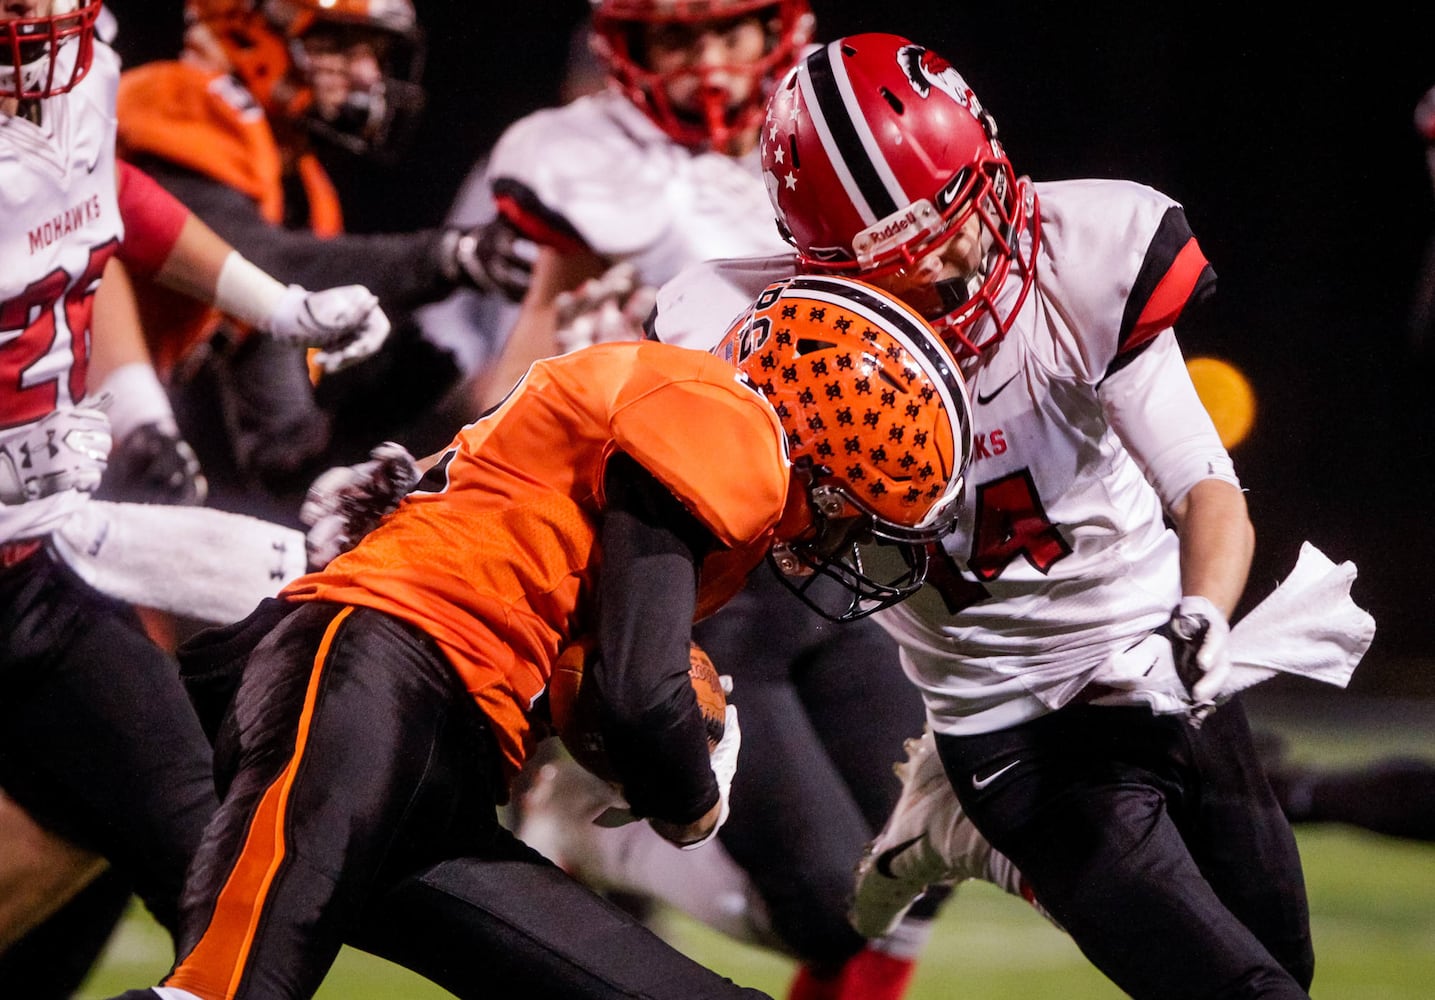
[184,0,424,157]
[715,274,973,619]
[0,0,103,100]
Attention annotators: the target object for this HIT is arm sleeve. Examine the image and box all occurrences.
[115,160,190,277]
[592,451,721,823]
[1099,330,1240,510]
[127,156,455,311]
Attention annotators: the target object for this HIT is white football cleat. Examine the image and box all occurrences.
[851,726,1012,938]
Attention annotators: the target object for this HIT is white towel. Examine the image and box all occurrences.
[1222,541,1376,695]
[1089,542,1376,717]
[51,500,306,625]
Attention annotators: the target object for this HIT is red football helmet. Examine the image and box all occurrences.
[715,274,973,620]
[762,33,1040,359]
[590,0,813,152]
[0,0,102,100]
[184,0,424,157]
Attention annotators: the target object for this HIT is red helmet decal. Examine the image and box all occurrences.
[897,44,999,146]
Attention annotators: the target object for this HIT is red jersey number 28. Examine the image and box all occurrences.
[0,240,117,431]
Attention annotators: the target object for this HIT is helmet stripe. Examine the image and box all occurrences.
[824,41,913,214]
[800,42,898,225]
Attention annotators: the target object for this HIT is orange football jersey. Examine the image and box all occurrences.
[115,60,343,375]
[283,341,790,776]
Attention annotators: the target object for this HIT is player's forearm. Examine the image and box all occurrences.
[150,212,238,304]
[116,161,285,331]
[596,454,721,825]
[89,258,155,384]
[1171,478,1253,618]
[90,259,181,442]
[470,245,606,412]
[140,161,452,308]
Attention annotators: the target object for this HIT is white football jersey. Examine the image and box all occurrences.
[0,42,123,542]
[484,89,791,294]
[653,179,1236,734]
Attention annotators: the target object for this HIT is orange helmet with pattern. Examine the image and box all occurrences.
[0,0,103,100]
[590,0,812,153]
[715,274,973,620]
[183,0,424,157]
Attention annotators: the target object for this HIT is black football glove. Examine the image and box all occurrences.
[97,422,207,506]
[1161,595,1232,724]
[300,442,421,569]
[438,216,538,303]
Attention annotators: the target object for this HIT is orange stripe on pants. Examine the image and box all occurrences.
[168,607,353,1000]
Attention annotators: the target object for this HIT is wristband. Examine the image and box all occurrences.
[96,362,177,441]
[213,251,289,332]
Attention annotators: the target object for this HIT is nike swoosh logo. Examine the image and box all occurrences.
[874,835,924,878]
[975,374,1018,405]
[935,171,965,210]
[971,759,1020,790]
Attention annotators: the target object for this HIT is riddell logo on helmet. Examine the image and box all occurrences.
[854,211,920,263]
[873,211,920,242]
[854,199,941,264]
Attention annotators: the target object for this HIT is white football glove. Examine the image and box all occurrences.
[679,703,740,851]
[299,442,421,569]
[594,693,741,849]
[263,284,392,374]
[554,262,658,355]
[0,405,112,504]
[1166,595,1232,722]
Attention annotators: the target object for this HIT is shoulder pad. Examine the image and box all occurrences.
[116,61,281,213]
[653,253,796,352]
[608,343,788,549]
[486,93,676,256]
[1034,179,1213,381]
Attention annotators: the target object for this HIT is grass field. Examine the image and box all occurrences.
[80,690,1435,998]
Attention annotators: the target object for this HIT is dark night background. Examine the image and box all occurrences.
[105,2,1435,696]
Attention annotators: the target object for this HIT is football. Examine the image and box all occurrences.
[547,637,727,783]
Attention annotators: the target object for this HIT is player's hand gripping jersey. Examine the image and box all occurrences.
[655,179,1234,732]
[0,40,122,542]
[486,90,790,287]
[283,340,790,775]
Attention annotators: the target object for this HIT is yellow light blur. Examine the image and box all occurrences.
[1187,356,1256,449]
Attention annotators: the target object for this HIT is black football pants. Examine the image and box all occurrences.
[935,698,1314,1000]
[170,600,769,1000]
[694,567,929,971]
[0,547,216,938]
